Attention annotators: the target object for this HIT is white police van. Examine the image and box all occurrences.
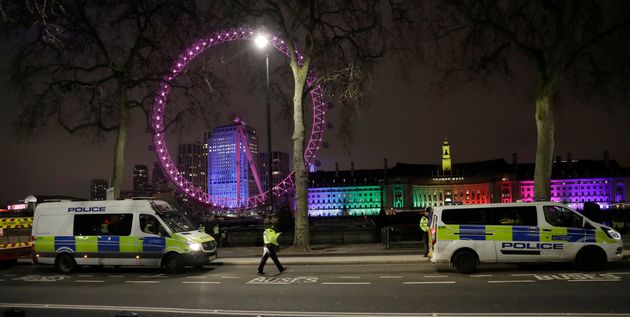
[429,202,623,273]
[32,199,217,273]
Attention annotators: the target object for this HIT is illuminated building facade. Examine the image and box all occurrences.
[516,155,626,209]
[207,121,260,208]
[307,165,383,216]
[152,163,169,193]
[258,151,290,193]
[90,179,108,200]
[177,143,206,191]
[133,165,149,196]
[305,142,628,216]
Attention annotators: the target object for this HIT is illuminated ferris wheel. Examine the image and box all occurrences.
[150,27,327,209]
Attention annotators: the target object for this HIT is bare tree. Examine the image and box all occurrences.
[421,0,630,200]
[228,0,409,251]
[4,0,226,198]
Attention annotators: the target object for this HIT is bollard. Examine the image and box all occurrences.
[115,312,138,317]
[3,308,25,317]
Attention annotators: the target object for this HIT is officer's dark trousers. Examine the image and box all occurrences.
[258,244,284,273]
[422,231,429,256]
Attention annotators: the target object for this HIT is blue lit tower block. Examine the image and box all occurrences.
[208,117,262,208]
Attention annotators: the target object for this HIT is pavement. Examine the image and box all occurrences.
[213,238,630,265]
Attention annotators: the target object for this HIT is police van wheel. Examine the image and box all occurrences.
[452,249,478,274]
[162,253,185,274]
[55,253,77,274]
[575,247,606,271]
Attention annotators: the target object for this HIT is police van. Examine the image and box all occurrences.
[32,199,217,273]
[429,202,623,273]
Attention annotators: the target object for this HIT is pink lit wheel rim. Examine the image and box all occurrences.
[151,27,326,208]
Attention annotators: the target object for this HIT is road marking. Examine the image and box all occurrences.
[321,282,370,285]
[182,281,220,284]
[0,279,5,282]
[488,280,535,283]
[220,276,240,279]
[78,274,94,278]
[609,272,630,275]
[338,276,361,279]
[138,275,168,278]
[125,281,159,284]
[424,275,449,278]
[511,274,536,276]
[76,280,105,283]
[8,303,630,316]
[380,276,403,279]
[185,276,208,279]
[109,275,123,278]
[403,281,456,285]
[2,274,17,277]
[470,274,492,277]
[567,279,622,282]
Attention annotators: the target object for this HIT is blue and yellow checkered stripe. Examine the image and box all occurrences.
[34,236,188,257]
[437,225,605,243]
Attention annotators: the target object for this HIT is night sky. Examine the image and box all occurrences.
[1,36,629,205]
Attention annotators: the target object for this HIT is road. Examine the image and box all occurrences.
[1,260,630,316]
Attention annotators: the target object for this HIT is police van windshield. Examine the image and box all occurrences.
[149,201,195,233]
[157,212,195,233]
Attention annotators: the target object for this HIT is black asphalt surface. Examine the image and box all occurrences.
[2,260,630,317]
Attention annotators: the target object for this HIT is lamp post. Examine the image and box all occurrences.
[254,33,274,216]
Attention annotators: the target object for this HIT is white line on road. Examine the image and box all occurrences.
[338,276,361,279]
[511,274,537,276]
[567,279,621,282]
[0,279,5,282]
[321,282,370,285]
[185,276,208,279]
[488,280,536,283]
[182,281,221,284]
[424,275,449,278]
[609,272,630,275]
[380,276,403,279]
[220,276,240,279]
[76,280,104,283]
[403,281,456,285]
[125,281,159,284]
[2,274,17,277]
[470,274,493,277]
[77,275,94,278]
[8,303,630,316]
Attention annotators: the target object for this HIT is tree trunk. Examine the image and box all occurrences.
[533,91,555,201]
[291,65,311,252]
[112,84,129,199]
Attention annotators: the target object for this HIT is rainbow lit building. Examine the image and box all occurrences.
[306,139,629,216]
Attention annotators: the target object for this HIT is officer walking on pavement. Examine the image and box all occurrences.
[420,207,431,257]
[257,218,287,275]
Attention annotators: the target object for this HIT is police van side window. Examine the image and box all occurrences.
[543,206,582,228]
[442,208,490,225]
[73,214,133,236]
[140,214,163,235]
[494,207,537,226]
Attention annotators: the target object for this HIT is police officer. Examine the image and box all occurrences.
[420,208,431,257]
[257,220,287,275]
[212,223,221,245]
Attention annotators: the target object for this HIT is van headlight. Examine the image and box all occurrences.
[606,229,622,240]
[188,242,202,251]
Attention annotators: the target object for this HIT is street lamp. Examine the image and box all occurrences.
[255,33,274,216]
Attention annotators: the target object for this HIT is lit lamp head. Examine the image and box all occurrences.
[254,33,269,49]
